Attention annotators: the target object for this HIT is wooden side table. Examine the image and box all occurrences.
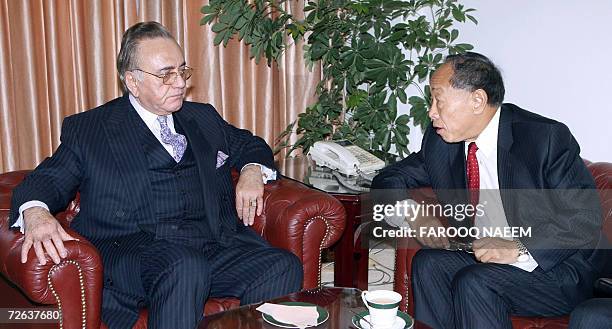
[330,193,370,290]
[277,156,371,290]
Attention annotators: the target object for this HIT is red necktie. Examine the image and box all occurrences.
[466,142,480,208]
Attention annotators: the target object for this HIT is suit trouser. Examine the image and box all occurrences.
[568,298,612,329]
[95,229,303,329]
[412,249,575,329]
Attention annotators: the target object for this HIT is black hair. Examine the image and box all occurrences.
[444,52,505,107]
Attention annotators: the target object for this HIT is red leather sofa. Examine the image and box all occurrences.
[394,161,612,329]
[0,170,346,329]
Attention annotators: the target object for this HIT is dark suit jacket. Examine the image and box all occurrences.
[372,103,607,302]
[9,94,275,243]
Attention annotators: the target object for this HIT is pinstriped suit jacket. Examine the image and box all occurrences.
[9,94,276,242]
[373,103,609,303]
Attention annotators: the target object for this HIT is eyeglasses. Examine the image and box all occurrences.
[132,66,193,85]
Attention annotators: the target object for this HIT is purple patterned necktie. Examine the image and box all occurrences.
[157,115,187,162]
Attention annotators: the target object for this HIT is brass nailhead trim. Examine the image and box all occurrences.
[403,277,409,313]
[47,260,87,329]
[302,215,330,287]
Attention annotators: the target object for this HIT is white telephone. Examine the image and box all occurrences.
[309,140,385,177]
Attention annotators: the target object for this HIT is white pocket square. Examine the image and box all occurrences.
[216,150,228,169]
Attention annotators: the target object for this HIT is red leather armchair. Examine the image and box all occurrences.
[0,171,346,329]
[394,161,612,329]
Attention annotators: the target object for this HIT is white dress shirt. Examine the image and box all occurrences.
[12,94,276,233]
[130,94,181,158]
[464,108,538,272]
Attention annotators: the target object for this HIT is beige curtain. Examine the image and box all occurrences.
[0,0,319,172]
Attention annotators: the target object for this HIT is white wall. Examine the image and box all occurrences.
[403,0,612,162]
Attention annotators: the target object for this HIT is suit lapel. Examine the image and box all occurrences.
[441,142,470,222]
[104,95,155,221]
[174,109,220,237]
[448,142,467,189]
[497,105,516,224]
[497,105,514,190]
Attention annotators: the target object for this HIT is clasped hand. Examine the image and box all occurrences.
[472,237,519,264]
[410,216,519,264]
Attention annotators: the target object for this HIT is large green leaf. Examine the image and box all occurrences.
[200,5,215,14]
[213,30,226,45]
[387,95,397,120]
[396,88,407,104]
[396,114,410,125]
[211,22,228,33]
[394,128,407,145]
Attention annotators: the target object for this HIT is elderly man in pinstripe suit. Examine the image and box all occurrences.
[9,21,302,329]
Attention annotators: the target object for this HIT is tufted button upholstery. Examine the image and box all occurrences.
[0,170,346,329]
[394,161,612,329]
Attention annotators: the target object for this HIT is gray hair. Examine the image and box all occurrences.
[117,21,175,88]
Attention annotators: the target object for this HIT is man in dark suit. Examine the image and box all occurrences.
[9,22,302,329]
[372,52,607,328]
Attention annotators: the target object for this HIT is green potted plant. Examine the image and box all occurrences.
[201,0,477,161]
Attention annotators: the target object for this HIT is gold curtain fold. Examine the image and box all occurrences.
[0,0,319,172]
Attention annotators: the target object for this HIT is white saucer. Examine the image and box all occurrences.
[351,311,414,329]
[362,316,404,329]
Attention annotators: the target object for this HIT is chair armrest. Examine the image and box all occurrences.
[394,238,422,315]
[254,177,346,289]
[0,212,103,329]
[391,187,437,315]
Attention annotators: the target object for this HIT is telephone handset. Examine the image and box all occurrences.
[308,140,385,177]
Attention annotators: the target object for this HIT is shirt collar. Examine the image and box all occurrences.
[128,94,175,131]
[468,107,501,159]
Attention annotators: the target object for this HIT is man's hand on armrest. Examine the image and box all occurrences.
[411,215,450,249]
[236,165,265,226]
[21,207,77,266]
[383,199,449,249]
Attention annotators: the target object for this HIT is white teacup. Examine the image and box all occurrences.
[361,290,402,328]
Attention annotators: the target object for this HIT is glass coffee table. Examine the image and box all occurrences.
[198,287,431,329]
